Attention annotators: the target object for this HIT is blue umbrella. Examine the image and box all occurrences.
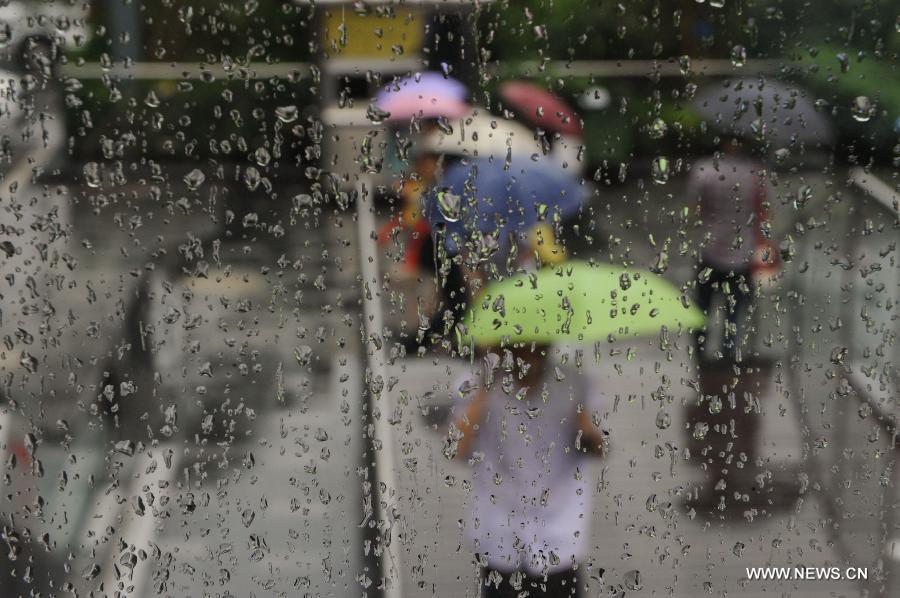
[423,155,585,263]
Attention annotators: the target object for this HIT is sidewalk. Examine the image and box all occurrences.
[384,346,862,596]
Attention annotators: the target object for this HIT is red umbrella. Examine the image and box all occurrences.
[499,80,583,137]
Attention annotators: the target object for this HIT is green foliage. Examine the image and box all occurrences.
[86,1,317,62]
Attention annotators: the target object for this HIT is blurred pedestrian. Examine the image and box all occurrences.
[687,138,767,362]
[387,110,552,349]
[449,343,606,598]
[423,151,584,283]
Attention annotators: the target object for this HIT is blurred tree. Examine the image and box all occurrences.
[480,0,897,63]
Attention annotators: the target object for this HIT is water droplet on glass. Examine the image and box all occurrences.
[244,166,261,190]
[183,168,205,191]
[275,105,299,123]
[749,118,767,143]
[294,345,313,367]
[366,103,391,124]
[692,421,709,440]
[254,147,272,167]
[648,118,667,140]
[19,352,38,373]
[623,570,643,591]
[0,22,11,49]
[650,157,670,184]
[793,185,812,210]
[114,440,136,457]
[144,90,160,108]
[655,410,671,430]
[836,52,850,73]
[436,190,462,222]
[83,162,101,188]
[858,402,872,419]
[730,45,747,67]
[430,117,452,137]
[850,96,872,122]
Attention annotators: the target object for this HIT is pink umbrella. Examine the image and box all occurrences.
[375,72,469,122]
[499,80,583,137]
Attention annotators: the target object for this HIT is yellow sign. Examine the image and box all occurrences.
[323,6,424,59]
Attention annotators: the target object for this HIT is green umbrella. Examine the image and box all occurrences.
[460,261,704,347]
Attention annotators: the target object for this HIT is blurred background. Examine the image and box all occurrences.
[0,0,896,596]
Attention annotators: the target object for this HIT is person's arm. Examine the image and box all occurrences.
[451,385,488,461]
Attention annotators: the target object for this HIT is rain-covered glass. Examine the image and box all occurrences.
[0,1,896,597]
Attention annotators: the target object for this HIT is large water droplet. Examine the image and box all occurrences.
[623,570,643,591]
[144,90,160,108]
[19,352,38,373]
[0,22,11,49]
[655,410,671,430]
[254,147,272,167]
[730,45,747,67]
[793,185,812,210]
[651,156,670,184]
[850,96,872,122]
[244,166,261,191]
[648,117,667,140]
[692,421,709,440]
[83,162,101,188]
[184,168,205,191]
[275,105,299,123]
[366,103,391,124]
[436,190,462,222]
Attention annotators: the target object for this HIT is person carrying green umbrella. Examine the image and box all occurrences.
[446,261,703,597]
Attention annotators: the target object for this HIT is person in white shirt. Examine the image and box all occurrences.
[448,343,606,597]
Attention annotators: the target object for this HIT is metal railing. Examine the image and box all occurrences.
[58,58,788,80]
[787,167,899,595]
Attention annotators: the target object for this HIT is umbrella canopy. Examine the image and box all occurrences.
[459,261,704,347]
[420,110,540,159]
[690,78,834,148]
[499,80,583,137]
[423,154,585,258]
[375,72,469,122]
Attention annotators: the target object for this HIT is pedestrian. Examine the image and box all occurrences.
[391,111,547,349]
[686,137,768,362]
[448,342,606,597]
